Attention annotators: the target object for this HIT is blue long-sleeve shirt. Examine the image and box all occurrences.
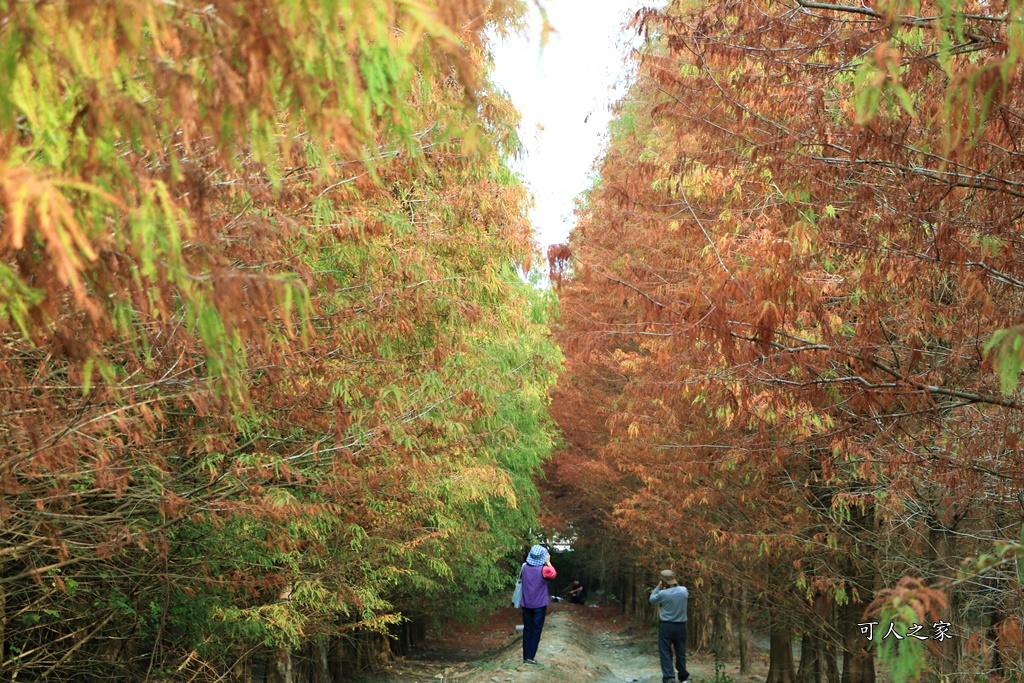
[650,585,689,622]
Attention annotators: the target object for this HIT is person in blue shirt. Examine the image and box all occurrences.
[650,570,689,683]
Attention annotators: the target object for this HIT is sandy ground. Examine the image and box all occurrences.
[363,603,771,683]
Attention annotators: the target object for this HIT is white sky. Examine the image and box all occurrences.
[490,1,646,251]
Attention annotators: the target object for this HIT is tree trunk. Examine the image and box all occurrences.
[0,583,5,667]
[621,565,641,620]
[767,613,795,683]
[840,597,875,683]
[798,631,814,683]
[711,592,731,661]
[929,526,961,676]
[637,568,649,621]
[265,647,293,683]
[228,651,251,683]
[840,503,876,683]
[311,638,331,683]
[738,585,749,674]
[329,636,348,681]
[988,605,1004,679]
[687,596,711,653]
[797,593,839,683]
[798,630,840,683]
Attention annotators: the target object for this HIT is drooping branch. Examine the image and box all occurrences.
[793,0,1006,25]
[730,331,1022,410]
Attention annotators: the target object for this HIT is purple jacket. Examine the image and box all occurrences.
[521,564,556,608]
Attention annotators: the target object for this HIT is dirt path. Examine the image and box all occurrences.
[364,604,771,683]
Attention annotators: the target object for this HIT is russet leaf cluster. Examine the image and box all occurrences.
[551,0,1024,678]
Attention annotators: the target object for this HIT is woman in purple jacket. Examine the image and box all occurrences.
[520,545,556,664]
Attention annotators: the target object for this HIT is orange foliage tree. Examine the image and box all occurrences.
[550,0,1024,680]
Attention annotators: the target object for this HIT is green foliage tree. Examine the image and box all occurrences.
[0,1,560,679]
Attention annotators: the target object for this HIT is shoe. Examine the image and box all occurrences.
[524,659,539,665]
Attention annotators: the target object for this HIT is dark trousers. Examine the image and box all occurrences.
[658,621,689,683]
[522,606,547,661]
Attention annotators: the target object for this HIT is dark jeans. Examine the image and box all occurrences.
[658,621,689,683]
[522,606,547,661]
